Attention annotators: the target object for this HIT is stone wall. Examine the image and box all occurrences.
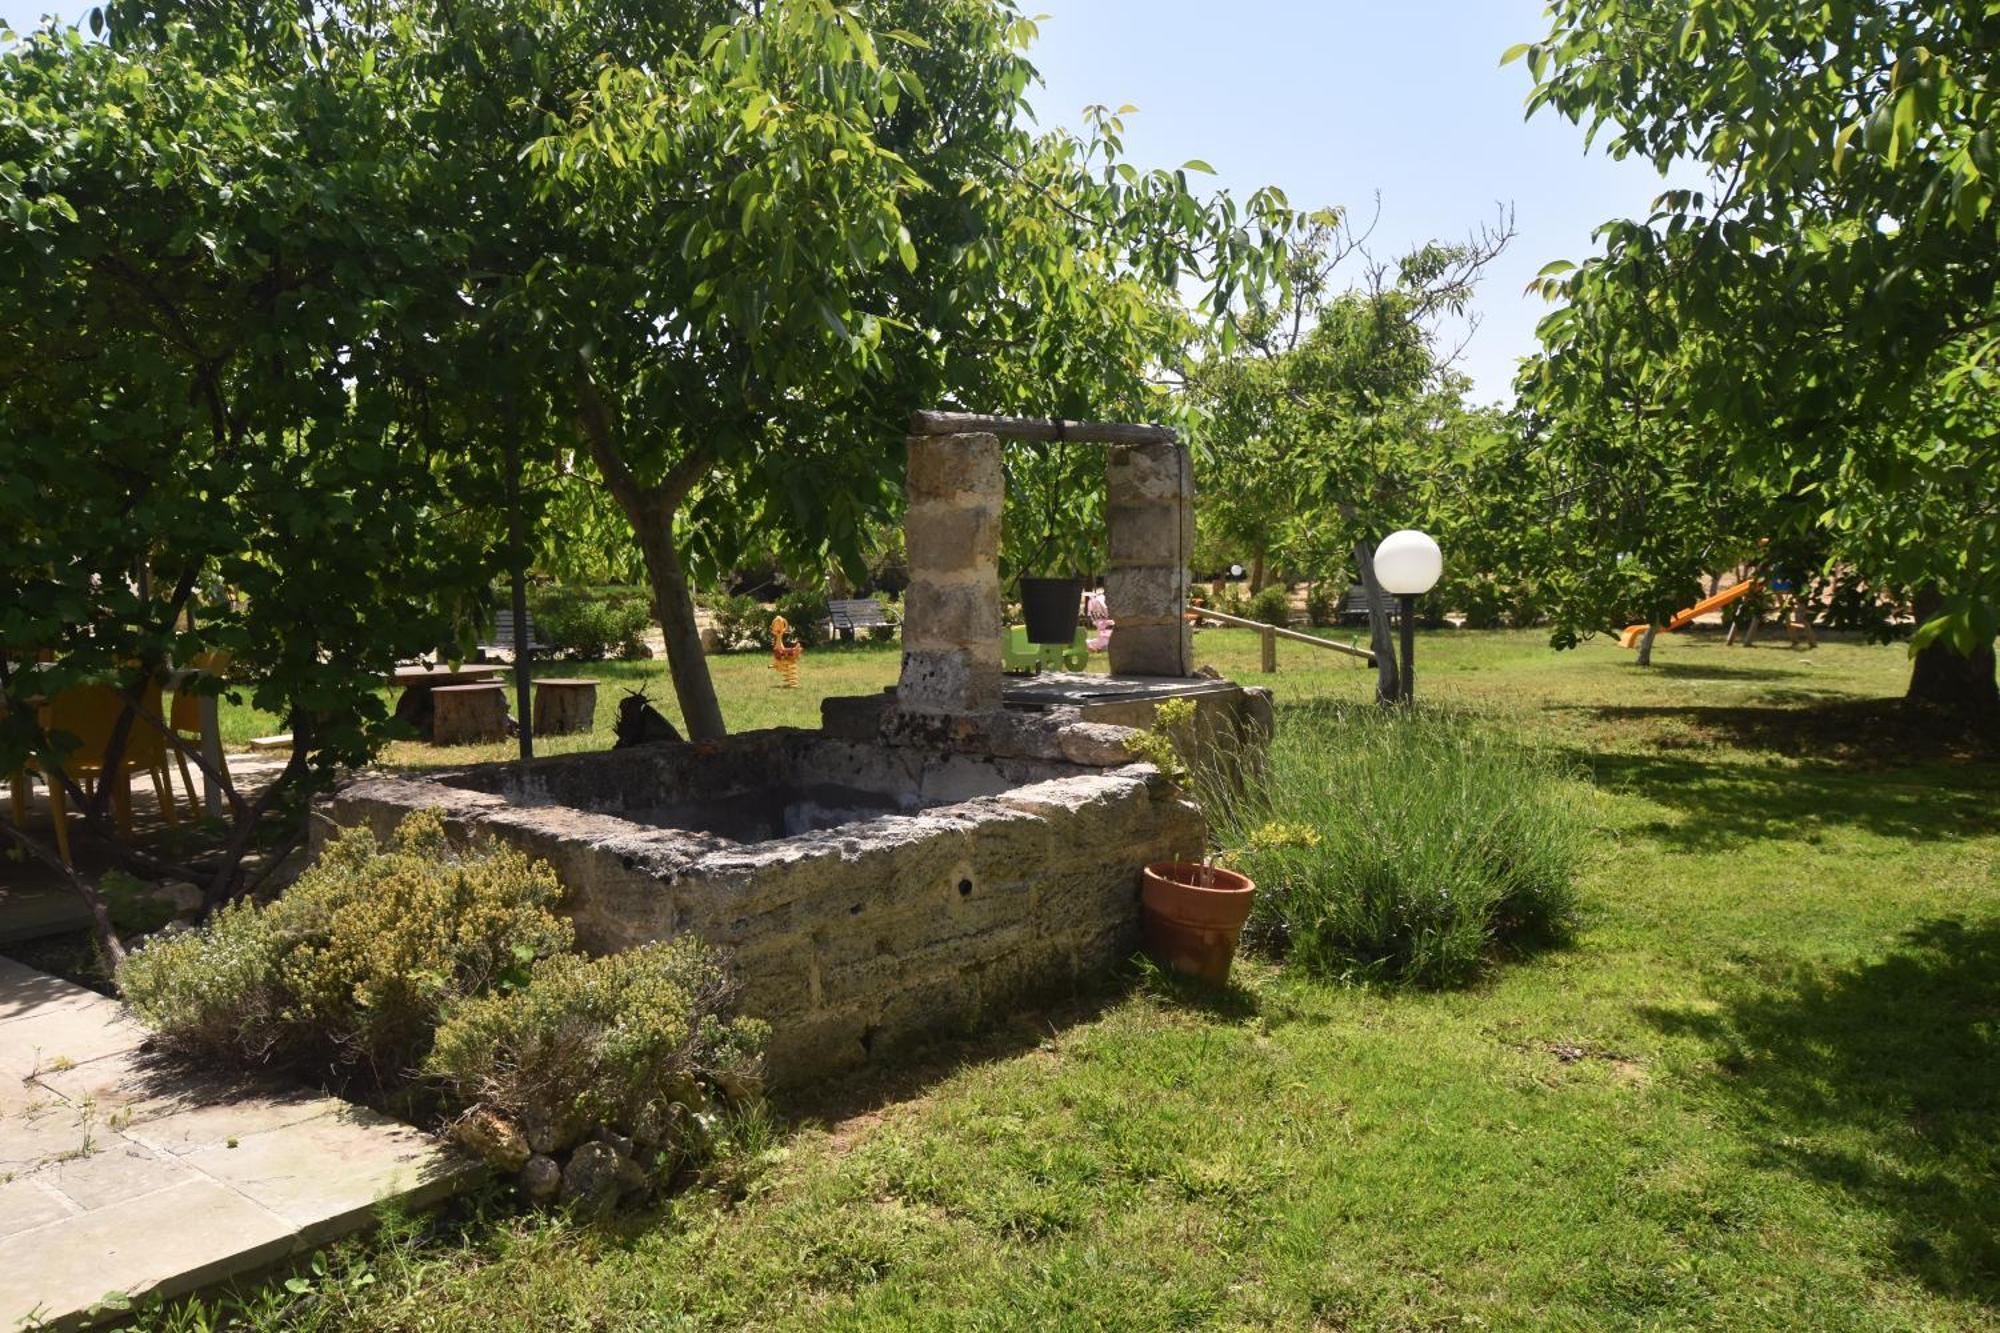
[319,733,1203,1087]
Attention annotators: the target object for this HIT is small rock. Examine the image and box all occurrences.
[592,1126,636,1160]
[630,1103,667,1150]
[523,1111,574,1156]
[150,881,205,915]
[519,1154,562,1203]
[560,1142,624,1217]
[1058,722,1140,767]
[613,1154,650,1199]
[453,1109,530,1172]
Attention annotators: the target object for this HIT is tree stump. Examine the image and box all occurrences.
[432,683,509,745]
[533,678,599,737]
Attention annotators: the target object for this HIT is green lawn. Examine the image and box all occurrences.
[165,629,1999,1330]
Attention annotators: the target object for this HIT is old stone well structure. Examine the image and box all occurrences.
[321,412,1271,1085]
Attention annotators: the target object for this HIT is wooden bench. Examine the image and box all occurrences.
[481,608,544,658]
[431,682,510,745]
[826,598,895,641]
[532,678,598,737]
[1341,585,1377,626]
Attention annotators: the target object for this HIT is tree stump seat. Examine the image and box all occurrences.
[431,682,510,745]
[533,677,598,737]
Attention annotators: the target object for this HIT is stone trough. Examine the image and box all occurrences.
[321,413,1269,1086]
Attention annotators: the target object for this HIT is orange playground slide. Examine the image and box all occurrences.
[1619,579,1760,649]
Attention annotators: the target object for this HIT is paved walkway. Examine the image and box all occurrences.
[0,956,477,1330]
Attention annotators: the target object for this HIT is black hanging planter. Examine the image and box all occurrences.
[1020,576,1085,646]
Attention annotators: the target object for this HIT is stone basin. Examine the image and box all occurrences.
[321,721,1213,1085]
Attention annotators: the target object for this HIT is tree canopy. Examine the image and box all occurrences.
[0,0,1300,945]
[1511,0,1999,715]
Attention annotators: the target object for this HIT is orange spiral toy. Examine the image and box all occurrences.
[770,615,803,688]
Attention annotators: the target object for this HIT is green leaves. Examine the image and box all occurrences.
[1514,0,2000,683]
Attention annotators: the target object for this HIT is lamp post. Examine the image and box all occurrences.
[1372,529,1442,706]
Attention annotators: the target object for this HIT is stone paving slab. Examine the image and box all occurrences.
[0,960,480,1330]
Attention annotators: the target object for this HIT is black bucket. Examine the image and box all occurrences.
[1020,576,1085,646]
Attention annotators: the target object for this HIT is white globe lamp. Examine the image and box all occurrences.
[1373,529,1443,597]
[1371,530,1442,705]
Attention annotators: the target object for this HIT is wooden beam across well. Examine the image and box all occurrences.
[908,411,1178,446]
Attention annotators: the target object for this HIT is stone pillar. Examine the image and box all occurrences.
[898,431,1004,713]
[1105,441,1194,677]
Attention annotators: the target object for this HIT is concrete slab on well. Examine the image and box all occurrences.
[0,960,480,1330]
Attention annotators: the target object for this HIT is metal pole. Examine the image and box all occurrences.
[506,436,534,765]
[1399,594,1417,706]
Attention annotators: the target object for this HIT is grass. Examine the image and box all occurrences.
[143,627,1999,1330]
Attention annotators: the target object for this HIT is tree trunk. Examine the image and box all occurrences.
[1248,550,1266,595]
[1907,588,1999,724]
[572,364,728,742]
[1353,539,1400,705]
[1636,622,1662,667]
[634,500,728,742]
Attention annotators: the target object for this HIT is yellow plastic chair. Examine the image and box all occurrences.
[12,679,178,867]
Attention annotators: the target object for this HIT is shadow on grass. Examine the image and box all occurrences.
[1567,749,2000,850]
[774,977,1137,1131]
[1558,696,2000,767]
[775,955,1270,1132]
[1641,660,1813,683]
[1639,918,2000,1301]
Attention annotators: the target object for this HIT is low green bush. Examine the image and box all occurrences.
[531,587,652,660]
[1304,581,1341,628]
[1249,583,1293,628]
[1209,703,1588,987]
[704,592,767,650]
[776,586,831,647]
[427,941,768,1168]
[120,811,575,1088]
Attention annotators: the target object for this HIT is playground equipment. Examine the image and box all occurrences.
[1001,625,1088,673]
[1619,579,1760,649]
[1084,588,1114,653]
[770,615,802,688]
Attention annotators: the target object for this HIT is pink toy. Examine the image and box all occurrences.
[1084,589,1114,653]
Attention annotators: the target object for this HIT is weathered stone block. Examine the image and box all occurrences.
[1108,622,1192,678]
[1104,565,1188,625]
[905,502,1000,578]
[906,431,1002,503]
[1106,503,1187,565]
[1106,441,1191,505]
[902,580,1003,650]
[1058,722,1140,767]
[898,648,1002,715]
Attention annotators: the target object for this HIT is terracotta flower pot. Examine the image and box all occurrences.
[1140,862,1256,985]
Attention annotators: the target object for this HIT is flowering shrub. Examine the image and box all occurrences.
[120,811,574,1086]
[427,941,767,1172]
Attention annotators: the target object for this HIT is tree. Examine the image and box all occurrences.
[289,0,1291,740]
[1190,212,1513,699]
[1511,0,2000,720]
[0,18,503,957]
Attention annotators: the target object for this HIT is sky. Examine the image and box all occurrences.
[0,0,1693,403]
[1023,0,1699,404]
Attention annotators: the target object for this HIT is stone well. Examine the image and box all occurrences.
[320,412,1270,1086]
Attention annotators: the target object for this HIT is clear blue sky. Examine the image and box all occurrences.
[1,0,1687,402]
[1024,0,1698,404]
